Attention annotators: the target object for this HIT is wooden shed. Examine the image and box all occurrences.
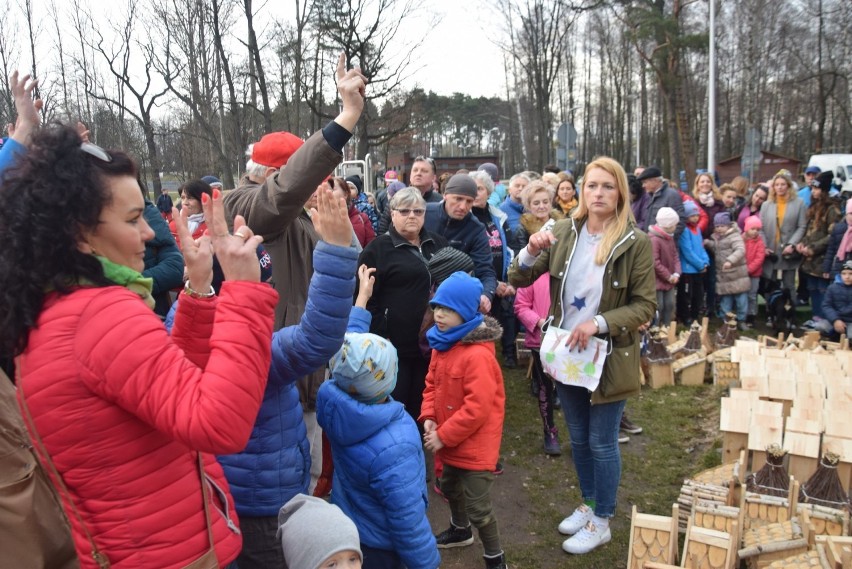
[716,151,802,185]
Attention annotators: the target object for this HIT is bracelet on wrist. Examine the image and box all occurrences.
[183,281,216,299]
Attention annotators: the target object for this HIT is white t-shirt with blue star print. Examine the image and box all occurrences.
[559,225,606,331]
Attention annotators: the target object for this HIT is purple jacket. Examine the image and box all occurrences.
[631,192,650,230]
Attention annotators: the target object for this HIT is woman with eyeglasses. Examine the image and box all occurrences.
[0,122,279,568]
[357,187,449,424]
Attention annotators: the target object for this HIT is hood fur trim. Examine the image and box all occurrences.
[461,315,504,344]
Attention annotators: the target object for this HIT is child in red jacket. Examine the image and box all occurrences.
[420,271,507,569]
[743,216,767,327]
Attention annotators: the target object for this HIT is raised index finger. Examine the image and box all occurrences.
[336,52,345,82]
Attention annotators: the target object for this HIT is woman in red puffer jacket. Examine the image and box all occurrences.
[0,124,278,569]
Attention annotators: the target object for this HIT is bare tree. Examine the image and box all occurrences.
[85,0,172,192]
[309,0,431,158]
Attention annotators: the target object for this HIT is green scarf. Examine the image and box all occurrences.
[96,256,156,310]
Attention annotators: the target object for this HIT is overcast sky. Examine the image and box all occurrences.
[414,0,507,99]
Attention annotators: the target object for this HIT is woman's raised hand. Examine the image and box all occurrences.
[311,186,353,247]
[7,71,42,145]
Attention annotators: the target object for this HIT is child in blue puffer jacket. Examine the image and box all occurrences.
[317,266,440,569]
[676,200,711,325]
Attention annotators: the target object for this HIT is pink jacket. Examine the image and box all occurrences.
[649,226,682,291]
[745,235,767,278]
[514,273,551,349]
[17,282,278,568]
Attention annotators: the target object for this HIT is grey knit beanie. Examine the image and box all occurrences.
[278,494,362,569]
[443,173,478,199]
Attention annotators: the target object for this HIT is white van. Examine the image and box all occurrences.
[807,154,852,196]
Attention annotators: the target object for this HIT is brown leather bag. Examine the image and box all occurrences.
[17,371,219,569]
[0,369,79,569]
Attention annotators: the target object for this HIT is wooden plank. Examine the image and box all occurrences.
[753,400,784,417]
[729,388,760,401]
[648,363,674,389]
[785,416,821,435]
[796,380,825,401]
[784,430,821,458]
[826,379,852,404]
[788,456,819,491]
[748,414,784,452]
[789,405,824,432]
[720,397,752,433]
[739,358,765,379]
[767,376,795,401]
[722,432,749,465]
[802,331,821,349]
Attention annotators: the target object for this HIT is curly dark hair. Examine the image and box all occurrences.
[0,123,138,356]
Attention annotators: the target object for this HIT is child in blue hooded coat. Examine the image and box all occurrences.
[317,267,440,569]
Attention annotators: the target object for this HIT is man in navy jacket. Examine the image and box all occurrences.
[425,173,497,313]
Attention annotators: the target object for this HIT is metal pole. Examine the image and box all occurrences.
[634,94,640,168]
[707,0,716,174]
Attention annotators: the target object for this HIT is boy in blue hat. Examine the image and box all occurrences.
[317,266,440,569]
[420,271,507,569]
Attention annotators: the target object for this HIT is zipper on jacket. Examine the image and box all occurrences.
[206,475,241,535]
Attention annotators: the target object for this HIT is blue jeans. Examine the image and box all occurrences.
[555,384,626,518]
[719,292,748,321]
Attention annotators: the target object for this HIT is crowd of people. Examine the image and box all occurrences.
[627,165,848,336]
[1,53,849,569]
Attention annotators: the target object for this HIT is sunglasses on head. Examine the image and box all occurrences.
[81,142,112,163]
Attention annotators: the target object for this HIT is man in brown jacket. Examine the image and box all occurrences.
[223,54,367,569]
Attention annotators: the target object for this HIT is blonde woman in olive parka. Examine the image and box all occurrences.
[508,157,655,556]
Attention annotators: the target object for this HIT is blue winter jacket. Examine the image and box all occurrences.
[487,182,507,208]
[165,241,358,517]
[678,225,711,274]
[822,281,852,324]
[0,138,25,175]
[499,196,525,231]
[142,202,184,317]
[425,201,498,300]
[317,308,439,569]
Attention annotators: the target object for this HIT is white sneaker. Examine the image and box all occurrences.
[558,504,594,535]
[562,521,612,554]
